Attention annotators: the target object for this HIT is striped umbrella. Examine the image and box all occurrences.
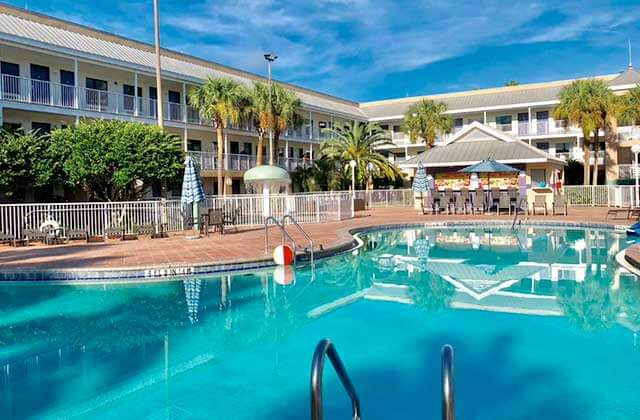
[181,156,206,232]
[412,161,427,195]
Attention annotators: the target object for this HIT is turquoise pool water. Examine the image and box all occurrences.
[2,225,640,419]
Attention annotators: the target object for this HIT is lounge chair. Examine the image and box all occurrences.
[421,195,435,215]
[66,228,89,242]
[490,188,501,212]
[105,226,124,240]
[443,189,454,214]
[532,195,548,216]
[552,195,568,216]
[606,207,639,219]
[470,189,485,214]
[507,187,518,206]
[454,193,468,214]
[497,194,513,215]
[22,228,48,246]
[0,232,17,246]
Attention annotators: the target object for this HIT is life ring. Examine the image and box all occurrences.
[273,244,295,266]
[273,265,296,285]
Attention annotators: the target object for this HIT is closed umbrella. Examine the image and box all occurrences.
[181,156,206,233]
[412,161,427,197]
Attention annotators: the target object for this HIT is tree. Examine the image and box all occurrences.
[620,85,640,127]
[554,79,615,185]
[188,77,250,194]
[321,121,400,189]
[269,84,305,165]
[402,99,453,149]
[49,120,183,201]
[505,80,519,86]
[247,82,271,165]
[0,129,62,201]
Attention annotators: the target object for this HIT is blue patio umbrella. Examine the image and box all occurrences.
[458,159,518,190]
[412,161,428,196]
[181,156,206,231]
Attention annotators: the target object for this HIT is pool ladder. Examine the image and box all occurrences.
[264,215,314,266]
[310,339,455,420]
[511,198,528,229]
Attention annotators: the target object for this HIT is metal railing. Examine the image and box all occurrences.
[563,185,634,207]
[186,152,313,172]
[264,216,298,264]
[441,344,455,420]
[311,339,361,420]
[282,214,314,265]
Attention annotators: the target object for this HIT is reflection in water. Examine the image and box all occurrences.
[0,226,638,419]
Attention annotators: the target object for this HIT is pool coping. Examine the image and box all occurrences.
[0,219,629,282]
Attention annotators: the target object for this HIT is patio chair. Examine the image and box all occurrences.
[469,190,484,214]
[66,228,89,242]
[497,194,513,215]
[490,188,501,212]
[22,228,48,246]
[422,195,435,215]
[552,194,568,216]
[224,208,242,232]
[209,209,225,234]
[0,232,17,246]
[532,195,548,216]
[136,224,156,238]
[443,189,454,214]
[507,187,518,205]
[454,193,468,214]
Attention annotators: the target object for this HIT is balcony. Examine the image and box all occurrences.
[187,151,313,172]
[618,164,638,180]
[495,123,512,132]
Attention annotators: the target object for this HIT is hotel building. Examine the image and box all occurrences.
[0,4,639,196]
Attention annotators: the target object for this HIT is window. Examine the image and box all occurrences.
[243,142,252,155]
[60,70,75,107]
[536,142,549,151]
[2,122,22,133]
[31,122,51,135]
[531,169,546,187]
[393,125,402,132]
[379,124,389,130]
[1,61,20,98]
[536,111,549,134]
[86,77,108,109]
[230,141,239,154]
[168,91,181,120]
[298,148,304,158]
[187,139,201,152]
[556,142,571,153]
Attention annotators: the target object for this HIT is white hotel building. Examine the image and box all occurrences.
[0,4,639,196]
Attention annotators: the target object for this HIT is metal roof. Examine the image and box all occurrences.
[0,6,366,119]
[402,122,565,167]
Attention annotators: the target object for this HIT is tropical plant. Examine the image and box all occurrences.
[269,84,305,164]
[312,156,344,191]
[291,164,318,192]
[557,278,618,331]
[554,79,616,185]
[189,77,250,194]
[402,99,453,149]
[49,120,184,201]
[321,121,400,189]
[0,128,62,201]
[620,85,640,127]
[505,80,520,86]
[247,82,270,165]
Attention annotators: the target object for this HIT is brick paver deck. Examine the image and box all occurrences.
[0,207,629,272]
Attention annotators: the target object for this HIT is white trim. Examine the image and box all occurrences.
[397,157,561,169]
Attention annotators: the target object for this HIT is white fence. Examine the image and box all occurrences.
[562,185,635,207]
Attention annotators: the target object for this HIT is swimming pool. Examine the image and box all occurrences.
[1,224,640,419]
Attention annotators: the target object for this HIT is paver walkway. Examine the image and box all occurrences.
[0,207,628,271]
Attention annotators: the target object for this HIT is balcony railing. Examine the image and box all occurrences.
[278,156,313,171]
[187,151,312,172]
[495,123,512,132]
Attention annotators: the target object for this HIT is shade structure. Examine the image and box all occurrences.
[458,159,519,174]
[243,165,291,218]
[412,161,427,194]
[181,156,206,232]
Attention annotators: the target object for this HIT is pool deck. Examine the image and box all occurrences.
[1,206,634,280]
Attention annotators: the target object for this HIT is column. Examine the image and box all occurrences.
[224,133,229,170]
[182,82,187,123]
[183,126,188,152]
[483,111,487,125]
[309,143,313,161]
[0,103,3,127]
[330,115,334,139]
[73,59,79,111]
[134,72,139,117]
[308,110,313,140]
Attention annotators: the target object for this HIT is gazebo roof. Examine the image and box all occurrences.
[401,122,566,168]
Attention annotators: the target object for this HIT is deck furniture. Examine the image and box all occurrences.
[105,226,124,240]
[552,195,568,216]
[443,189,454,214]
[606,207,640,219]
[421,195,435,215]
[489,188,501,212]
[22,228,48,246]
[136,224,156,238]
[66,229,89,242]
[454,193,468,214]
[532,195,548,216]
[209,210,225,234]
[469,190,484,214]
[507,187,518,205]
[0,232,18,246]
[224,208,242,232]
[497,194,513,215]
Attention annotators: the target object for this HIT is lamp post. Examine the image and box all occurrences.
[153,0,164,130]
[349,159,357,192]
[264,53,278,166]
[632,144,640,207]
[367,162,375,191]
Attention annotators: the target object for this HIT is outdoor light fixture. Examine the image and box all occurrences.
[349,159,357,192]
[264,53,278,165]
[631,143,640,207]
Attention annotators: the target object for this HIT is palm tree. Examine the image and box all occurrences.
[188,77,249,194]
[247,82,270,165]
[269,84,305,165]
[554,79,615,185]
[321,121,399,189]
[402,99,453,149]
[620,85,640,127]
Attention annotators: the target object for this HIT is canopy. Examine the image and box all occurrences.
[244,165,290,185]
[412,161,427,194]
[458,159,519,174]
[181,156,206,204]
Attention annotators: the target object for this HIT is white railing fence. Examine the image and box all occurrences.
[562,185,635,207]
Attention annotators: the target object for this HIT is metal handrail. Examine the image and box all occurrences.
[511,198,527,229]
[264,216,298,263]
[441,344,455,420]
[282,214,314,265]
[311,339,361,420]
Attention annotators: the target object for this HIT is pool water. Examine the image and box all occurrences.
[2,226,640,419]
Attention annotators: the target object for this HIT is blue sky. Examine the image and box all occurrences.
[7,0,640,102]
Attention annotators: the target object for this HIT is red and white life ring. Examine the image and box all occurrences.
[273,244,295,266]
[274,265,296,285]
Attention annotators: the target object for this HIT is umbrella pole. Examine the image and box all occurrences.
[193,201,200,233]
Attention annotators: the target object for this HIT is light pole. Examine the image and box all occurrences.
[367,162,375,191]
[349,159,357,192]
[632,144,640,207]
[153,0,164,130]
[264,53,277,166]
